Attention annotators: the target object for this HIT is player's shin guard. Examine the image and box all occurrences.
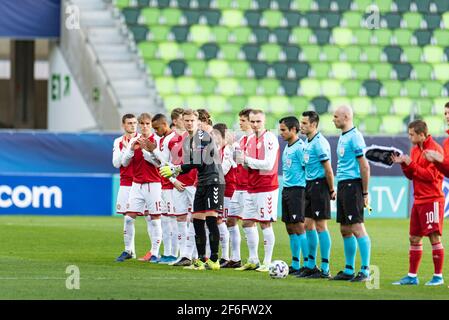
[356,235,371,276]
[262,227,275,266]
[298,232,308,268]
[343,235,357,275]
[161,215,172,257]
[218,222,230,261]
[228,225,241,262]
[289,234,300,270]
[306,229,318,269]
[124,215,135,253]
[193,219,207,260]
[169,216,179,257]
[206,216,220,262]
[177,220,188,257]
[408,243,423,277]
[244,226,259,263]
[145,215,153,245]
[318,230,332,273]
[431,242,444,276]
[150,219,162,257]
[185,222,196,259]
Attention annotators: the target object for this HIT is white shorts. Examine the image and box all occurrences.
[160,189,174,216]
[126,182,162,216]
[172,186,196,216]
[228,190,248,219]
[219,196,233,221]
[243,190,279,222]
[116,186,131,214]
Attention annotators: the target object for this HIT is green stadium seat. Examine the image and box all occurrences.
[364,116,382,134]
[259,79,280,95]
[329,97,351,113]
[250,61,269,78]
[321,79,342,97]
[382,80,401,97]
[291,0,313,11]
[163,95,185,111]
[363,80,382,97]
[281,80,299,96]
[158,41,179,60]
[242,44,260,61]
[289,62,310,79]
[444,48,449,63]
[394,29,412,46]
[311,63,330,79]
[373,63,392,80]
[200,43,219,60]
[185,95,207,109]
[402,46,422,63]
[341,12,362,28]
[190,25,212,43]
[140,7,160,25]
[423,116,445,134]
[211,26,229,43]
[188,60,207,77]
[160,8,182,25]
[384,12,402,29]
[415,99,433,116]
[208,59,229,78]
[290,96,308,114]
[372,97,391,115]
[222,9,245,27]
[319,114,339,134]
[216,0,232,9]
[414,29,432,46]
[168,59,187,77]
[254,0,271,10]
[115,0,130,9]
[215,112,239,129]
[292,27,313,45]
[244,10,261,27]
[122,7,140,24]
[314,29,332,45]
[322,45,340,62]
[402,80,422,99]
[262,11,283,28]
[412,63,433,80]
[311,96,330,114]
[177,76,198,95]
[197,0,213,9]
[198,78,217,94]
[422,81,443,98]
[272,62,288,79]
[423,46,444,63]
[139,42,157,60]
[442,12,449,29]
[433,30,449,47]
[179,43,199,60]
[340,46,361,63]
[363,46,383,63]
[381,115,406,134]
[247,96,269,111]
[353,0,372,11]
[229,26,251,43]
[301,45,320,62]
[261,44,281,62]
[206,95,228,112]
[269,96,290,115]
[176,0,190,9]
[240,79,258,95]
[323,12,341,28]
[149,26,171,42]
[353,63,370,79]
[252,27,269,43]
[274,28,291,45]
[146,60,165,77]
[377,0,393,12]
[230,61,250,78]
[155,77,176,95]
[384,46,402,63]
[283,45,301,61]
[343,80,361,96]
[392,97,414,117]
[171,26,189,41]
[393,63,412,81]
[332,62,352,80]
[435,1,449,13]
[394,0,412,12]
[305,12,321,28]
[129,25,148,42]
[416,0,431,13]
[423,13,441,29]
[202,10,221,25]
[300,79,321,97]
[352,97,372,115]
[434,98,449,115]
[371,29,392,46]
[316,0,332,10]
[219,43,240,60]
[354,29,371,46]
[283,11,301,27]
[183,9,200,25]
[433,64,449,81]
[402,12,422,29]
[217,78,239,95]
[228,96,247,112]
[332,27,353,46]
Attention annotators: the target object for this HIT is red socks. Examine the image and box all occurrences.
[432,242,444,275]
[409,244,423,275]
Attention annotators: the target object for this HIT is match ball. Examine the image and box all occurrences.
[268,260,289,279]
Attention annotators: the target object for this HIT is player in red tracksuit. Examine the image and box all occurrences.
[392,120,445,286]
[424,102,449,177]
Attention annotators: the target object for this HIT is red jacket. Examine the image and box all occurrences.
[433,130,449,178]
[401,135,445,205]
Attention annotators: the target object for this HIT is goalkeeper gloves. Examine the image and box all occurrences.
[159,164,181,178]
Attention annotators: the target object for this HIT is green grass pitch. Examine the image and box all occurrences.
[1,216,449,300]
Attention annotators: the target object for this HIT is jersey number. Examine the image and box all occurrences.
[260,208,265,218]
[426,211,435,224]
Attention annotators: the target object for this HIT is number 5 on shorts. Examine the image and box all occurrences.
[260,208,264,218]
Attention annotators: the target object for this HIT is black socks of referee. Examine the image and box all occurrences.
[193,217,220,263]
[206,216,220,263]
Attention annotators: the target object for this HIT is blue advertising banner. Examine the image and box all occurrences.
[0,173,112,216]
[0,0,61,38]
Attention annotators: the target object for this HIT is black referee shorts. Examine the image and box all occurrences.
[336,178,364,225]
[305,178,331,220]
[193,184,225,214]
[281,186,305,224]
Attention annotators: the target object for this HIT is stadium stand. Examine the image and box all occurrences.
[115,0,449,133]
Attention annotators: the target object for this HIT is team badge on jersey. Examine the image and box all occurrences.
[339,147,345,157]
[303,153,309,163]
[286,158,292,167]
[257,142,262,149]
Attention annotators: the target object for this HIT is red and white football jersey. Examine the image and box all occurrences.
[113,133,139,186]
[234,135,250,191]
[245,130,279,193]
[154,131,183,190]
[173,131,197,187]
[126,133,161,184]
[221,145,237,198]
